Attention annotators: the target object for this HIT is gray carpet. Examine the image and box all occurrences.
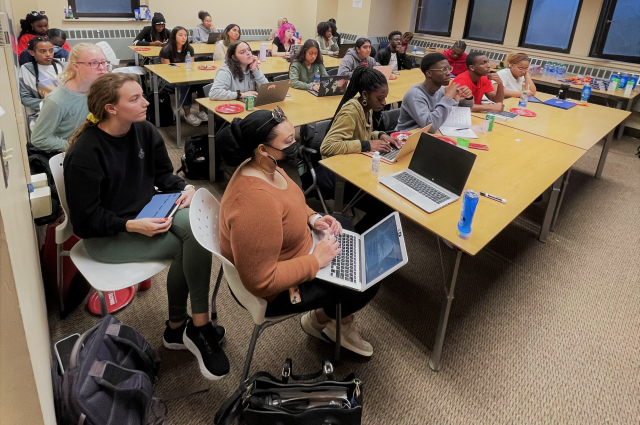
[49,120,640,424]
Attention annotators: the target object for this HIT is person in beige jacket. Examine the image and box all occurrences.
[318,66,400,232]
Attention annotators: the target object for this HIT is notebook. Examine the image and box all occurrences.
[543,98,576,110]
[439,106,477,139]
[527,95,541,103]
[136,193,182,219]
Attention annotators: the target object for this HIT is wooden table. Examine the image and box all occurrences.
[531,75,638,139]
[319,118,586,371]
[386,68,425,99]
[130,44,216,65]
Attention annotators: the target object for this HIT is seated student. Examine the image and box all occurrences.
[64,73,229,380]
[401,32,413,52]
[160,26,207,126]
[269,18,288,41]
[16,12,70,56]
[19,37,66,115]
[319,66,398,233]
[214,24,241,61]
[289,40,328,91]
[443,40,468,77]
[193,10,215,43]
[396,53,474,132]
[209,40,268,101]
[133,13,170,46]
[328,19,341,46]
[315,22,339,56]
[30,43,107,154]
[496,52,537,98]
[452,51,504,113]
[217,108,379,356]
[375,31,413,71]
[337,38,380,77]
[19,29,69,66]
[271,23,299,58]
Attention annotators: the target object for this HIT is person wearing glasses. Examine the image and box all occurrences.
[132,12,170,46]
[64,73,229,381]
[496,52,537,98]
[452,51,505,113]
[396,53,474,133]
[193,10,215,44]
[19,37,66,116]
[217,107,380,357]
[30,43,108,153]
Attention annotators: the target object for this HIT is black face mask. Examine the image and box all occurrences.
[271,142,301,165]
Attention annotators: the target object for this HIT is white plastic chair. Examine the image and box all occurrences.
[96,40,146,76]
[49,153,172,316]
[189,188,341,383]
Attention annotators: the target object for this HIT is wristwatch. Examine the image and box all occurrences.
[236,90,242,101]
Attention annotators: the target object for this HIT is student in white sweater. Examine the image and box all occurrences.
[213,23,241,61]
[209,41,268,101]
[496,52,537,98]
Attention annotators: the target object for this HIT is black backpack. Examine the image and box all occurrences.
[146,92,175,127]
[28,149,61,225]
[177,134,209,180]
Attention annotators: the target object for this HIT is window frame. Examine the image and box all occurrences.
[68,0,140,19]
[589,0,640,64]
[463,0,513,44]
[518,0,584,54]
[413,0,458,37]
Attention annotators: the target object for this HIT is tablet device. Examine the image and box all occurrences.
[136,193,182,219]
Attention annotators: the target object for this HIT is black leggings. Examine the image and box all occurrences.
[264,215,381,319]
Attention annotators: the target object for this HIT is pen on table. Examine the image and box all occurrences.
[455,128,467,131]
[480,192,506,204]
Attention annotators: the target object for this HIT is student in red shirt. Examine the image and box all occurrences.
[452,51,504,113]
[16,12,70,55]
[443,40,468,77]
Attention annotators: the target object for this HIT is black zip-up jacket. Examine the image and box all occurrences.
[375,46,413,70]
[133,26,170,46]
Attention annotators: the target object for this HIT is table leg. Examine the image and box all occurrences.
[208,110,217,182]
[595,130,614,179]
[429,248,463,372]
[333,176,346,215]
[550,169,571,233]
[152,74,160,128]
[135,52,139,66]
[175,86,182,149]
[539,175,563,243]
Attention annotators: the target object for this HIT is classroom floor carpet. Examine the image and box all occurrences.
[49,121,640,424]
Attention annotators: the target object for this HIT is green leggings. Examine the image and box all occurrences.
[84,208,212,322]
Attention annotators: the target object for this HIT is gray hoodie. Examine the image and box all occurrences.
[337,47,380,77]
[208,62,269,101]
[193,23,214,43]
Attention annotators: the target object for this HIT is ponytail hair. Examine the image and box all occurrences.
[328,65,387,130]
[66,73,138,152]
[57,43,102,84]
[506,52,530,65]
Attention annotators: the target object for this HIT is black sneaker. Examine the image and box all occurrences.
[163,316,226,350]
[183,319,230,380]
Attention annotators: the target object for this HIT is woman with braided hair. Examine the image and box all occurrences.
[16,12,70,55]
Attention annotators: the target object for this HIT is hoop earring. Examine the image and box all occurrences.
[258,155,278,175]
[361,98,367,107]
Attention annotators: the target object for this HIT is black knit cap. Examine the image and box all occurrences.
[152,13,166,26]
[216,110,280,167]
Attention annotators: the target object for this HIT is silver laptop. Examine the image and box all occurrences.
[312,212,408,292]
[373,65,393,81]
[379,133,476,213]
[254,80,291,107]
[379,124,431,163]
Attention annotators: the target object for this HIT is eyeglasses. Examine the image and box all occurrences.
[257,106,286,131]
[512,65,528,71]
[428,66,453,73]
[76,61,111,69]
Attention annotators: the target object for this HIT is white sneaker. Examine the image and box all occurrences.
[197,111,209,121]
[184,113,202,127]
[323,318,373,357]
[300,310,327,341]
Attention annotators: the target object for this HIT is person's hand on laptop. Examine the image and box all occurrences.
[312,230,341,268]
[312,215,343,236]
[126,217,173,237]
[381,133,402,149]
[370,139,392,153]
[241,91,259,100]
[311,83,320,92]
[176,185,196,209]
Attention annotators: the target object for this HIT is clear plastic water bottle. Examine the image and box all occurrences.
[314,66,320,85]
[581,82,591,102]
[619,73,628,89]
[371,151,380,175]
[558,64,566,79]
[185,52,192,70]
[519,91,528,108]
[413,46,417,55]
[68,5,73,18]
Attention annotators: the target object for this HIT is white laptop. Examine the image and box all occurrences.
[374,65,393,81]
[379,133,476,213]
[312,212,408,292]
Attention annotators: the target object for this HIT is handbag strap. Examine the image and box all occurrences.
[281,358,334,383]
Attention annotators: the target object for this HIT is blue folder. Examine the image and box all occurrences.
[542,98,576,110]
[136,193,182,219]
[527,95,541,103]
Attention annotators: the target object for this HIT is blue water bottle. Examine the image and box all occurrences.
[619,73,628,89]
[457,190,479,239]
[581,82,591,102]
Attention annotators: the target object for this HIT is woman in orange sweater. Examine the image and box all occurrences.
[217,108,380,357]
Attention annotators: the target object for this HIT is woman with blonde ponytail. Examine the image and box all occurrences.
[30,42,108,153]
[64,73,230,381]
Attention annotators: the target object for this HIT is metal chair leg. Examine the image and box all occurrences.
[241,324,262,384]
[211,265,223,321]
[56,244,65,313]
[97,291,108,317]
[334,304,342,362]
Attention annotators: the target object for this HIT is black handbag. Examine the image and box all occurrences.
[215,359,363,425]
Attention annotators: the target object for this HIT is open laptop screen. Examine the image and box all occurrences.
[364,215,404,285]
[409,134,476,196]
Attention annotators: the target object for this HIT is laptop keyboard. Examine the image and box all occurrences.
[393,172,451,204]
[330,233,358,283]
[380,148,400,161]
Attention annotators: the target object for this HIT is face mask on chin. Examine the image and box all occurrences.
[53,46,61,54]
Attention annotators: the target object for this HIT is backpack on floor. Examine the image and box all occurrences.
[177,133,209,180]
[60,315,166,425]
[146,92,175,127]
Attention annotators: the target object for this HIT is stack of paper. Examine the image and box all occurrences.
[439,106,477,139]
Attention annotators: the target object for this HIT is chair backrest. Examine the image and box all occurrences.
[327,68,339,76]
[302,119,332,151]
[272,74,290,82]
[203,83,213,98]
[379,41,390,49]
[49,153,74,244]
[189,189,268,325]
[382,108,401,133]
[95,41,120,68]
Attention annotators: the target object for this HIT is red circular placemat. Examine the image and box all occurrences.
[134,47,151,51]
[197,65,217,70]
[390,132,411,140]
[510,107,537,117]
[215,104,245,114]
[87,287,136,315]
[389,74,398,80]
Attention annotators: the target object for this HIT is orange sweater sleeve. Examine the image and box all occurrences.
[227,190,319,299]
